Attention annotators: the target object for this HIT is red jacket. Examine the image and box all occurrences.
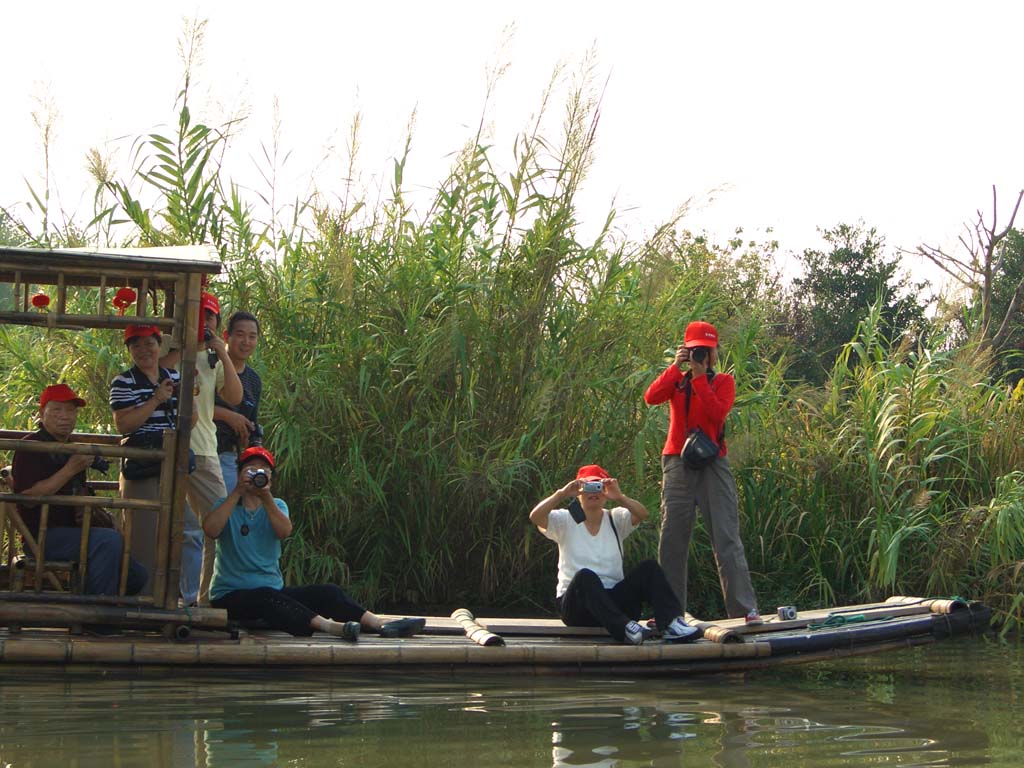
[643,365,735,456]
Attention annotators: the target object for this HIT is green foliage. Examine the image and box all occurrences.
[1,59,1021,633]
[785,223,927,384]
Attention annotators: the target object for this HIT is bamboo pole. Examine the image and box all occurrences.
[35,505,49,593]
[138,277,149,317]
[1,508,63,590]
[0,493,161,512]
[152,430,177,607]
[99,274,107,315]
[451,608,505,646]
[164,272,202,610]
[119,501,133,597]
[56,271,67,315]
[0,430,120,443]
[0,438,166,461]
[12,270,20,311]
[0,590,156,607]
[0,601,229,630]
[0,261,187,283]
[0,312,176,331]
[77,509,92,594]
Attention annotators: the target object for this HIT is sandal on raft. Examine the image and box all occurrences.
[379,617,427,638]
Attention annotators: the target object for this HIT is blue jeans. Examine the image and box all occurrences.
[179,503,203,605]
[43,527,147,596]
[219,452,239,494]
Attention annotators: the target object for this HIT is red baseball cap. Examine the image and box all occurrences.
[200,292,221,318]
[683,321,718,348]
[40,383,86,410]
[124,325,162,343]
[238,446,275,469]
[576,464,610,481]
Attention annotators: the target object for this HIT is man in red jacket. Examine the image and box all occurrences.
[644,321,761,624]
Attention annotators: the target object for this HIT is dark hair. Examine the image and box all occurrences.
[227,311,260,336]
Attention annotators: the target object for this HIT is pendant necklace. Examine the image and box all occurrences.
[241,505,257,536]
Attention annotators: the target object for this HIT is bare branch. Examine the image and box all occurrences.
[990,275,1024,351]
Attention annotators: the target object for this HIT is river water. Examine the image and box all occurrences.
[0,635,1020,767]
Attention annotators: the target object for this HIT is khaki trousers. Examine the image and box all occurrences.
[658,454,757,617]
[119,474,160,595]
[187,454,227,606]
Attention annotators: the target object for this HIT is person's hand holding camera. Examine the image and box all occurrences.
[66,453,95,475]
[688,346,709,377]
[602,477,626,502]
[152,378,175,404]
[241,467,273,498]
[558,479,582,498]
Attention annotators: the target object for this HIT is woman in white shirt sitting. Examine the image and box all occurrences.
[529,464,700,645]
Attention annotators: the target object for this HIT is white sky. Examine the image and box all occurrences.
[2,1,1023,285]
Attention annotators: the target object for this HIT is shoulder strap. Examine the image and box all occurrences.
[606,510,623,561]
[684,370,725,443]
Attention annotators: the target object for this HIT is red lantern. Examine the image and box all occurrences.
[112,287,137,316]
[31,292,50,310]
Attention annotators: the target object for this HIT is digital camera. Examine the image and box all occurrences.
[690,346,709,363]
[91,455,111,474]
[581,480,604,493]
[248,468,270,488]
[249,424,264,447]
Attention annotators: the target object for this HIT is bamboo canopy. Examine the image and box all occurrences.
[0,245,226,634]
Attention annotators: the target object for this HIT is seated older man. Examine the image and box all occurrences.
[11,383,146,595]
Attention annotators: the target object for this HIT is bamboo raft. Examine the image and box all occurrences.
[0,596,990,674]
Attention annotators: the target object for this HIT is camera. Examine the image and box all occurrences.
[249,423,263,447]
[777,605,798,621]
[581,480,604,493]
[690,346,709,363]
[203,328,214,342]
[248,468,270,488]
[91,455,111,474]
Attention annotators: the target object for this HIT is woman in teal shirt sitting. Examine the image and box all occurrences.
[204,446,424,640]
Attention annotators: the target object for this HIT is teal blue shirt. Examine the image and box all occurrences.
[209,496,289,601]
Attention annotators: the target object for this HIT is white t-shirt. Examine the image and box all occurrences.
[542,507,637,598]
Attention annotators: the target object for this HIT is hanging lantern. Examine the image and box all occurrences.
[112,287,137,316]
[31,292,50,311]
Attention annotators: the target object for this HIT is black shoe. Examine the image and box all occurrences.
[342,621,361,641]
[379,617,426,638]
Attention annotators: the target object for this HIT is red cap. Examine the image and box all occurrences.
[683,321,718,348]
[238,446,275,469]
[576,464,610,481]
[124,325,162,343]
[40,383,86,410]
[200,292,221,318]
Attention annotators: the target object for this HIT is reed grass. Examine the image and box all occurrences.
[1,67,1021,632]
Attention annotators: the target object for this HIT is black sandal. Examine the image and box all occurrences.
[379,617,426,638]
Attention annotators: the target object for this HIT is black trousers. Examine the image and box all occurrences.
[211,584,366,636]
[556,559,682,641]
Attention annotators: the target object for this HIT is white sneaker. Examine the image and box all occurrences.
[664,616,701,643]
[623,621,650,645]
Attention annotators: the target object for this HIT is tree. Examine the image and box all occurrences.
[786,223,927,383]
[917,186,1024,353]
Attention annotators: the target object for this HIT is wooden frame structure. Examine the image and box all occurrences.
[0,245,228,634]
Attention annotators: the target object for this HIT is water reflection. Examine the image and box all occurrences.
[0,637,1018,767]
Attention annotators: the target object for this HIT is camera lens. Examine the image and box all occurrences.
[691,347,708,363]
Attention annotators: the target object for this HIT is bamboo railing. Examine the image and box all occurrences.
[0,246,223,636]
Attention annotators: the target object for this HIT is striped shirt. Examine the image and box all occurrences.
[109,366,180,437]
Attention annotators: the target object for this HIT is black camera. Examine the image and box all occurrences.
[691,346,709,363]
[204,328,218,368]
[248,468,270,488]
[249,424,264,447]
[91,455,111,474]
